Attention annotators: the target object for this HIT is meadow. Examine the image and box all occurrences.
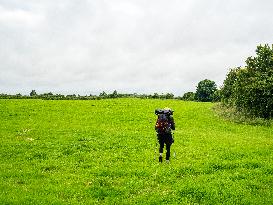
[0,98,273,204]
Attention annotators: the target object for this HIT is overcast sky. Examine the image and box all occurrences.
[0,0,272,96]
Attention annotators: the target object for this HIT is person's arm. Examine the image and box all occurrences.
[169,115,175,130]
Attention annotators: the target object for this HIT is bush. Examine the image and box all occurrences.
[221,44,273,119]
[182,92,195,101]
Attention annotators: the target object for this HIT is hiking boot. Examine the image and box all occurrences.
[159,156,163,163]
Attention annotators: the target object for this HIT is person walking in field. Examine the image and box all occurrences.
[155,108,175,163]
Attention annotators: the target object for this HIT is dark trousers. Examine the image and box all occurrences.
[158,133,173,160]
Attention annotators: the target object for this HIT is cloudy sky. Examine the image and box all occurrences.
[0,0,272,96]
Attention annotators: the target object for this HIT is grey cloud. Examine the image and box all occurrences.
[0,0,273,95]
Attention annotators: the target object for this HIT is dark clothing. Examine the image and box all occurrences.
[155,113,175,161]
[158,132,173,160]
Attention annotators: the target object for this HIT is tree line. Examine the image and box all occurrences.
[1,44,272,119]
[0,90,177,100]
[0,80,220,101]
[181,44,273,119]
[0,87,220,101]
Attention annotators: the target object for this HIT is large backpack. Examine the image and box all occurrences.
[155,113,172,134]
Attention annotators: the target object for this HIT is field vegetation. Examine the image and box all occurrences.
[221,44,273,119]
[0,98,273,204]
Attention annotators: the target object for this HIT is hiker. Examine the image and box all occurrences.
[155,108,175,163]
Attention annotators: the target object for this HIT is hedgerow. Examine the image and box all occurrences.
[221,44,273,119]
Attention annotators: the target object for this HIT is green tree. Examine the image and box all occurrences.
[195,79,217,102]
[110,90,118,98]
[221,44,273,119]
[220,67,240,105]
[165,93,174,99]
[99,91,108,98]
[152,93,159,99]
[30,90,37,96]
[212,89,221,102]
[182,92,195,101]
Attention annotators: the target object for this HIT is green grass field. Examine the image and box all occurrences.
[1,99,273,204]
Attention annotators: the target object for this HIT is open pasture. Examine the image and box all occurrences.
[0,99,272,204]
